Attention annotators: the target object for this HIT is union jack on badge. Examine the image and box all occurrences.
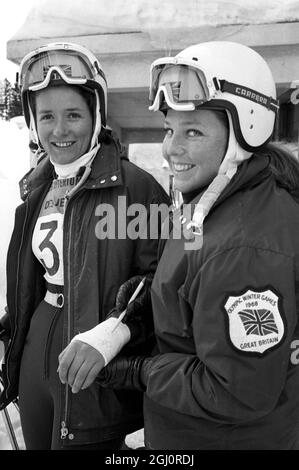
[224,288,285,354]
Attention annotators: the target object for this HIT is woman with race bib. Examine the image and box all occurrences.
[0,42,168,450]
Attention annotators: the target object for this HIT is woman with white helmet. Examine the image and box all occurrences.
[97,41,299,449]
[0,42,169,449]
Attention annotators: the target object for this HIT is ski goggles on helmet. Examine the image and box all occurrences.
[149,57,213,112]
[19,43,106,93]
[149,57,279,113]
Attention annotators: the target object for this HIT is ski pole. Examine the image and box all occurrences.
[1,407,19,450]
[0,368,20,450]
[111,277,146,332]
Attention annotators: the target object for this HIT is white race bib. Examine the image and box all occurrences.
[32,176,81,285]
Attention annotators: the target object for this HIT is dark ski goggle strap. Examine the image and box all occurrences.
[213,78,279,113]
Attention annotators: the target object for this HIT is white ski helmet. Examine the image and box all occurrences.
[19,42,108,149]
[149,41,279,151]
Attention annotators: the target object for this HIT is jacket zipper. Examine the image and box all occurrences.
[60,201,74,440]
[5,196,30,398]
[60,167,91,441]
[60,420,69,439]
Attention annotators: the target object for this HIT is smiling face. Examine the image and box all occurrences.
[162,109,228,194]
[35,86,93,164]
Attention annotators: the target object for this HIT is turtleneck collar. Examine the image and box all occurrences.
[50,144,101,179]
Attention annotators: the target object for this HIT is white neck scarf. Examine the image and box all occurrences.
[50,144,101,179]
[189,113,253,232]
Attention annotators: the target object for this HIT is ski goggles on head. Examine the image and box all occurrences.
[149,57,214,112]
[19,45,105,92]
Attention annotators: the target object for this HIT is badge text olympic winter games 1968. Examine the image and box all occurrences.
[224,288,285,354]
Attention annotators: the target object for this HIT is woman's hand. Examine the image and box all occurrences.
[57,340,105,393]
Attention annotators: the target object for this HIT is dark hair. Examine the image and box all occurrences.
[215,109,229,129]
[74,86,95,118]
[256,142,299,198]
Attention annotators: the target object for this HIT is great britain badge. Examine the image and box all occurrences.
[224,288,285,354]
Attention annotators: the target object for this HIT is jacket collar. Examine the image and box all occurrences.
[218,154,271,205]
[19,138,124,201]
[183,155,271,208]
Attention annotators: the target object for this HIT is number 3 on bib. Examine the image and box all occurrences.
[39,220,60,276]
